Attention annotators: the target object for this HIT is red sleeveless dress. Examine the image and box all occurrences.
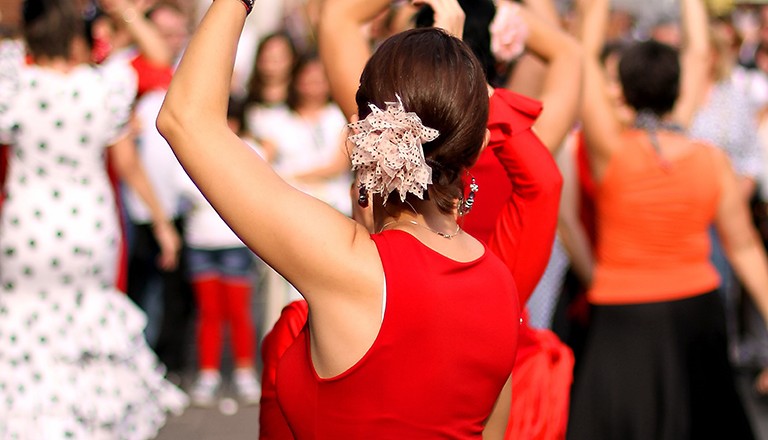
[275,230,520,439]
[465,89,573,440]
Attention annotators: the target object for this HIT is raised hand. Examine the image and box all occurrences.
[412,0,465,39]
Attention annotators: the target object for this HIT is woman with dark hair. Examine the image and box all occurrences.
[567,0,768,438]
[244,32,297,110]
[0,0,187,437]
[158,0,521,437]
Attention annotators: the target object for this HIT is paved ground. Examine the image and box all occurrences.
[155,279,270,439]
[154,373,262,439]
[156,402,260,439]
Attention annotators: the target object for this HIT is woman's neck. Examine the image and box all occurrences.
[373,198,459,236]
[261,79,289,104]
[634,110,682,132]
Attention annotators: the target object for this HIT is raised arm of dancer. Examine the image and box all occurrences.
[320,0,464,120]
[416,0,467,38]
[714,148,768,326]
[556,134,594,285]
[516,2,583,153]
[318,0,390,119]
[487,90,564,303]
[109,135,179,270]
[504,0,562,108]
[576,0,621,179]
[99,0,174,66]
[158,1,381,311]
[671,0,709,127]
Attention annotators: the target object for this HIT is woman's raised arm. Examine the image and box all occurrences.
[157,0,380,303]
[671,0,710,127]
[318,0,391,120]
[516,0,583,153]
[575,0,622,179]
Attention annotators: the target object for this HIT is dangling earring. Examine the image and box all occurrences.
[460,176,478,216]
[358,186,369,208]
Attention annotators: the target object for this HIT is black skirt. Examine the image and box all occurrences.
[567,291,754,440]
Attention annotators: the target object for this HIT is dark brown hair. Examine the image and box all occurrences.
[23,0,83,60]
[356,27,488,214]
[619,39,680,116]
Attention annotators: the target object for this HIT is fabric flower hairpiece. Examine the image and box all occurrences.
[348,95,440,203]
[490,2,529,63]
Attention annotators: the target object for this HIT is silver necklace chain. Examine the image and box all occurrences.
[379,219,462,239]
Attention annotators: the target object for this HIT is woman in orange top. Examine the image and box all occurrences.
[568,0,768,439]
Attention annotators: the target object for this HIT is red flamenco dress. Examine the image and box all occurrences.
[464,88,574,440]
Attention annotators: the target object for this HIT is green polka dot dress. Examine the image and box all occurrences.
[0,41,188,438]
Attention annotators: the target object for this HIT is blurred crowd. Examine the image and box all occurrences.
[6,0,768,438]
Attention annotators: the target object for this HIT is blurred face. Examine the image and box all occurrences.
[651,22,681,47]
[294,60,330,105]
[257,36,294,82]
[606,10,634,41]
[150,7,189,59]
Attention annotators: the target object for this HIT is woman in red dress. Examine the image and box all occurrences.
[159,0,522,437]
[258,0,580,436]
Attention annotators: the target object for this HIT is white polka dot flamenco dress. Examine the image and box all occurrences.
[0,41,187,439]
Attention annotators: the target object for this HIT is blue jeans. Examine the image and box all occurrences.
[186,246,254,280]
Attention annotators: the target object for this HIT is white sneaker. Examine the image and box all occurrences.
[190,371,221,407]
[233,368,261,405]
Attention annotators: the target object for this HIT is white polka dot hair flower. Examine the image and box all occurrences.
[348,95,440,203]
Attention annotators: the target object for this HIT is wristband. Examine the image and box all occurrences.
[235,0,254,15]
[244,0,255,15]
[214,0,253,15]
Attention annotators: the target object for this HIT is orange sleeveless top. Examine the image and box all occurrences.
[589,130,721,304]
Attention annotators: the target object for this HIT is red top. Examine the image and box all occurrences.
[130,55,173,98]
[589,130,721,304]
[465,89,563,305]
[276,230,520,439]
